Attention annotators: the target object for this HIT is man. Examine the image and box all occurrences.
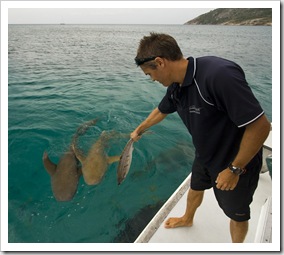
[130,33,271,243]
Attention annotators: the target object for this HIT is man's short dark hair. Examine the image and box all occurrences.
[135,33,183,68]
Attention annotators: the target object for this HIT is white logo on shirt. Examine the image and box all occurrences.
[189,105,202,114]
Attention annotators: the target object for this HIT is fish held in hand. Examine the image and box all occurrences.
[117,138,135,185]
[117,130,148,185]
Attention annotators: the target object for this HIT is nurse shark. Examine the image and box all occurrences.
[42,119,97,201]
[72,128,120,186]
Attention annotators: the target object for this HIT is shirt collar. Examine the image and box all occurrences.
[180,56,195,88]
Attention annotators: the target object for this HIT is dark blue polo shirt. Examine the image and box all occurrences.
[158,56,264,172]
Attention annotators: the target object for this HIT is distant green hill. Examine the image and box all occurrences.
[185,8,272,26]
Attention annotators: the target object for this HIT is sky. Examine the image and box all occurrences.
[5,0,277,25]
[8,7,215,25]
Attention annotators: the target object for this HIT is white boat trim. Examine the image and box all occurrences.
[254,196,272,243]
[135,173,192,243]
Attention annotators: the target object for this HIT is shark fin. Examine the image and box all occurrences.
[42,151,57,176]
[107,155,121,164]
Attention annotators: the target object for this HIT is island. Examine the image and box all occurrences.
[185,8,272,26]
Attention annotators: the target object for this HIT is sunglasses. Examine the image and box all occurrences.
[134,56,160,66]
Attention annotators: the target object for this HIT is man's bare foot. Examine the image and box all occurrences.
[164,216,193,228]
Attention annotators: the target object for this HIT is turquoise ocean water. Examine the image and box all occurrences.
[8,24,272,243]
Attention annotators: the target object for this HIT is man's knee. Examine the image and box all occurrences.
[231,219,249,226]
[188,189,204,200]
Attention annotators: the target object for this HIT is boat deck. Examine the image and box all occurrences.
[136,171,271,243]
[135,132,272,244]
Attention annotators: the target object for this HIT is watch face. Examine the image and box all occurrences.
[233,168,242,175]
[229,165,244,175]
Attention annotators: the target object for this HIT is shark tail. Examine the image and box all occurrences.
[71,119,98,146]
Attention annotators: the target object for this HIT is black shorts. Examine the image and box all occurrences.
[190,151,262,222]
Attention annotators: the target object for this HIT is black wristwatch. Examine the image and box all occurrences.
[228,163,246,175]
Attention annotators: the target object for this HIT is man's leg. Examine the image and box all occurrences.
[230,219,248,243]
[164,189,204,228]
